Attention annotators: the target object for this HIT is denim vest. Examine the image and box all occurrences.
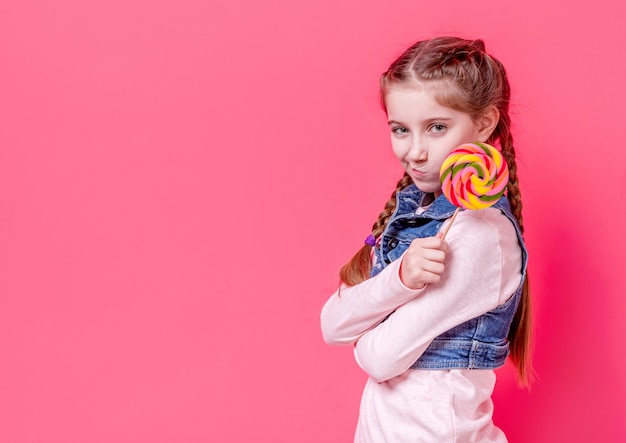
[371,184,528,370]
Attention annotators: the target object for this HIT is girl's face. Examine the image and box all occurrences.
[385,83,495,197]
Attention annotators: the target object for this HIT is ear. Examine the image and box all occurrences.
[475,106,500,142]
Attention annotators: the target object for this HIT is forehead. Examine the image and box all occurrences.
[384,83,462,120]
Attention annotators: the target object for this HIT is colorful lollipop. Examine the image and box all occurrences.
[439,142,509,237]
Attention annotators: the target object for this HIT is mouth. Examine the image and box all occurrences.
[410,168,427,178]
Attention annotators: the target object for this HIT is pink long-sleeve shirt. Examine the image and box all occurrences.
[321,207,523,442]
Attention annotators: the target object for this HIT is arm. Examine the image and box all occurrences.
[354,209,521,382]
[320,258,425,346]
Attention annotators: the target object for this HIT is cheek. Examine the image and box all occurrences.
[468,126,484,143]
[433,151,450,168]
[390,140,406,161]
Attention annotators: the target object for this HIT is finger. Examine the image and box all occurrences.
[416,270,443,285]
[401,259,446,280]
[410,248,446,264]
[419,261,445,276]
[407,239,444,255]
[428,237,449,255]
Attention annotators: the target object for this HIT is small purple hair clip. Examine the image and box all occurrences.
[364,234,376,247]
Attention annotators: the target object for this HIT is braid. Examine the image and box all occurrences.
[497,116,525,234]
[339,174,412,286]
[494,96,534,386]
[371,174,413,237]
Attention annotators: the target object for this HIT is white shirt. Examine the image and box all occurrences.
[321,208,522,442]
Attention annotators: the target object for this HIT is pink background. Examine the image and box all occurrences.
[1,0,625,441]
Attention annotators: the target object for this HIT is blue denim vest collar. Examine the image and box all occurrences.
[370,184,528,370]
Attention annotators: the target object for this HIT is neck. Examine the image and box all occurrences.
[421,193,435,207]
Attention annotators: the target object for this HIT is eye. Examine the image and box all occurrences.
[391,126,409,136]
[428,124,447,134]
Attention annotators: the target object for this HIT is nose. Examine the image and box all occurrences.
[408,138,427,162]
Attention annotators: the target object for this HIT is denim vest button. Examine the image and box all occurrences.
[388,238,399,249]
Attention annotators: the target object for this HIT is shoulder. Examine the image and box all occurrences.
[446,208,522,303]
[453,207,516,238]
[446,207,520,260]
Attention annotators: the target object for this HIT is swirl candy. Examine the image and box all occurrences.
[440,142,509,210]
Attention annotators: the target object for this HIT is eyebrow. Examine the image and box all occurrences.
[387,117,454,125]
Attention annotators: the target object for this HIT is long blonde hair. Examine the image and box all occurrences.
[340,37,533,385]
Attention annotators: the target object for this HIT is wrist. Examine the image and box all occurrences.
[398,257,426,290]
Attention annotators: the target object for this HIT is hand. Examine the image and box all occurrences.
[399,234,449,290]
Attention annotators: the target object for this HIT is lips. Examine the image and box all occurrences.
[410,168,427,178]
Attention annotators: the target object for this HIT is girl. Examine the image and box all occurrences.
[321,37,531,442]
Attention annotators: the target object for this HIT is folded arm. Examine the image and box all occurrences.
[354,210,520,382]
[320,258,425,346]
